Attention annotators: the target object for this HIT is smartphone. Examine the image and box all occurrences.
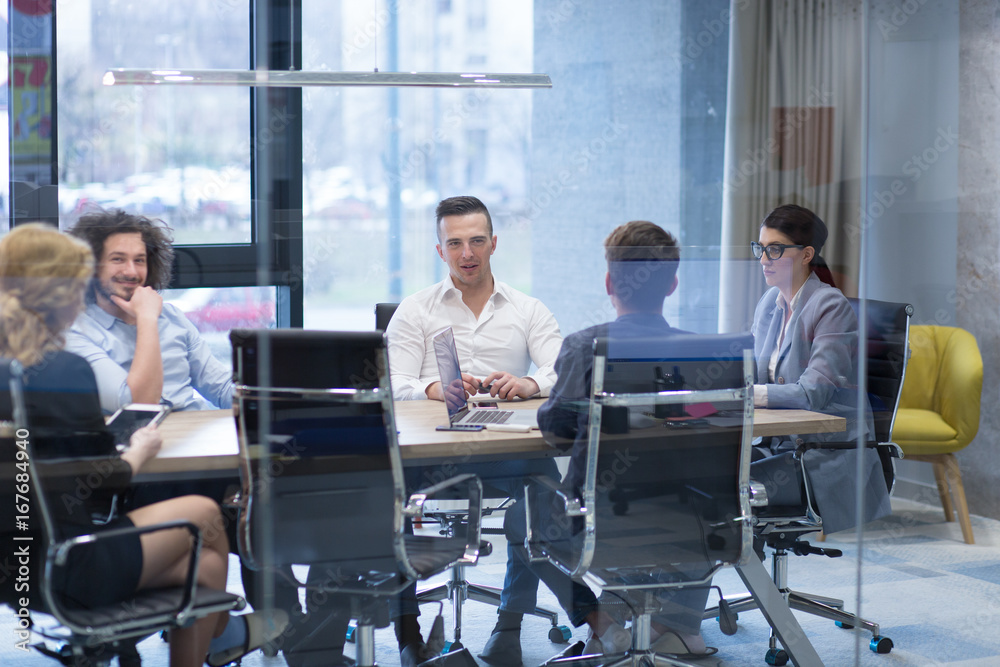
[107,403,172,445]
[435,424,485,432]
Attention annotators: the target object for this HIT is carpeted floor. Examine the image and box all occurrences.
[4,497,999,666]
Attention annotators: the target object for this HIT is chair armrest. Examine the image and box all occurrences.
[403,472,482,517]
[525,474,587,517]
[795,440,880,452]
[523,474,591,577]
[749,480,769,508]
[48,519,203,629]
[403,473,484,566]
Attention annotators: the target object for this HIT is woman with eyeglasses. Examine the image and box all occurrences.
[749,204,887,534]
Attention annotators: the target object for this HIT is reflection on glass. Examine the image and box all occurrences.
[163,286,276,368]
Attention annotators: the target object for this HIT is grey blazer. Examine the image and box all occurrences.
[751,273,889,533]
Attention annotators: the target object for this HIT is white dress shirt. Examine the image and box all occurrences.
[386,277,563,400]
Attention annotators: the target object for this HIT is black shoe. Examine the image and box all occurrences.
[478,628,523,667]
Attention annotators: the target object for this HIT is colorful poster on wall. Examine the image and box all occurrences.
[11,54,52,162]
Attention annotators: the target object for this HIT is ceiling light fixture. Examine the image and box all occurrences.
[103,69,552,89]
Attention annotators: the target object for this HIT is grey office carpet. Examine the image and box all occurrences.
[4,497,999,666]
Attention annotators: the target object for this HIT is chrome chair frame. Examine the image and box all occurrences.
[525,346,761,667]
[230,330,483,667]
[705,299,912,662]
[415,492,566,649]
[2,360,244,667]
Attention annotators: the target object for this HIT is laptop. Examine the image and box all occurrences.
[432,327,538,429]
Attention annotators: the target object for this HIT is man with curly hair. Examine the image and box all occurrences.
[66,208,233,413]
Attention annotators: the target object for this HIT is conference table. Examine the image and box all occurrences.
[143,398,846,478]
[144,398,834,667]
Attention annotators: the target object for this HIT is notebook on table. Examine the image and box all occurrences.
[431,327,538,429]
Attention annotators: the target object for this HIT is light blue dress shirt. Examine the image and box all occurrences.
[65,302,234,414]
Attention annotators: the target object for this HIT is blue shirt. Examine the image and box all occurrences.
[65,302,234,414]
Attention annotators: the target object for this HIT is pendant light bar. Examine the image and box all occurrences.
[103,69,552,89]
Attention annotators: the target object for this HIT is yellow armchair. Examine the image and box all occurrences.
[893,325,983,544]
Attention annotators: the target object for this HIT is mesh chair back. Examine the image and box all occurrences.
[530,334,753,589]
[231,330,408,581]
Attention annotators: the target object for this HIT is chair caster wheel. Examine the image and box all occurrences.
[765,647,789,665]
[346,625,357,643]
[549,625,573,643]
[835,620,854,629]
[870,635,893,654]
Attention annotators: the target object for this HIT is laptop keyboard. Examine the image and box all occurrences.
[464,409,515,424]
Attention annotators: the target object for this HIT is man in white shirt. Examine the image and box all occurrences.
[387,201,561,401]
[386,196,562,667]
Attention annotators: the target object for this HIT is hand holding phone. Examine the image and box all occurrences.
[107,403,171,445]
[119,426,163,475]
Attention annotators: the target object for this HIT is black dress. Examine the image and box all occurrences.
[0,350,143,609]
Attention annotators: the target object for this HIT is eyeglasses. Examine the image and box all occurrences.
[751,241,805,260]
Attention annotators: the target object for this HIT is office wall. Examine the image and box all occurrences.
[531,0,729,337]
[952,0,1000,520]
[531,0,683,337]
[866,1,961,495]
[867,0,1000,519]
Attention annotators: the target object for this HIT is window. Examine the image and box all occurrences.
[56,1,252,244]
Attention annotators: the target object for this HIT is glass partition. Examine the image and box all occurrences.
[20,1,997,664]
[862,3,990,661]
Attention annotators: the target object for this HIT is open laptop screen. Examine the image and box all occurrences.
[431,327,470,421]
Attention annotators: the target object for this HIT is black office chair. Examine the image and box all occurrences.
[230,329,484,667]
[526,334,758,667]
[375,302,399,331]
[850,298,914,490]
[705,299,912,664]
[0,359,245,667]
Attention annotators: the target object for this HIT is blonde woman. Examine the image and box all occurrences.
[0,224,284,667]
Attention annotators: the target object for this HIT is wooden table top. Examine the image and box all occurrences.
[142,398,846,477]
